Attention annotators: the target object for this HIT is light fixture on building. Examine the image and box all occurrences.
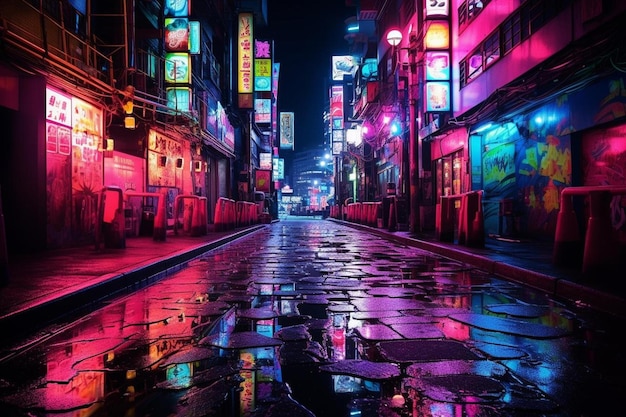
[124,116,136,129]
[122,87,136,129]
[386,29,403,47]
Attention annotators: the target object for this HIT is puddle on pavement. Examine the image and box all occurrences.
[0,220,624,416]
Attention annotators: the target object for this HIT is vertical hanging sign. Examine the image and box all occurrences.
[164,0,192,112]
[423,0,451,113]
[238,12,254,110]
[254,39,272,92]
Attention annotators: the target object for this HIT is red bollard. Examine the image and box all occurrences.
[191,197,203,236]
[457,194,468,245]
[153,190,167,241]
[436,196,454,242]
[582,190,618,274]
[1,186,9,285]
[213,198,223,232]
[552,190,582,266]
[467,191,485,247]
[228,199,236,229]
[199,197,208,235]
[388,198,397,232]
[460,191,484,247]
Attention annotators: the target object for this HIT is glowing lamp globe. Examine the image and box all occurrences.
[390,120,402,136]
[386,29,403,47]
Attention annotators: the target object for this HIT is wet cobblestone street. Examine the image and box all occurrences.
[0,218,624,416]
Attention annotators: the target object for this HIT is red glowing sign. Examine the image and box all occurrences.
[164,18,189,52]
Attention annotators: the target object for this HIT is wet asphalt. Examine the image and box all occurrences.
[0,217,624,416]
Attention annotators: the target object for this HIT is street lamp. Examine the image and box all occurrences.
[318,156,335,207]
[386,27,420,233]
[386,29,403,47]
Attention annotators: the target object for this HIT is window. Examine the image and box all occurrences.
[484,32,500,67]
[458,0,491,32]
[460,0,571,87]
[502,13,520,54]
[467,51,483,81]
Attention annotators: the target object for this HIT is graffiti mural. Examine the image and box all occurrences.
[481,109,573,237]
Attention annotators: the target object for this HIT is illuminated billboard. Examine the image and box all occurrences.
[254,39,272,92]
[238,13,254,94]
[255,98,271,124]
[425,82,450,112]
[426,0,449,17]
[331,55,356,81]
[164,0,189,17]
[164,18,189,52]
[330,85,344,129]
[425,51,450,80]
[279,112,294,150]
[422,1,451,115]
[166,87,191,112]
[165,52,190,84]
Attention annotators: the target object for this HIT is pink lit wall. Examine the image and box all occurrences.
[453,2,574,115]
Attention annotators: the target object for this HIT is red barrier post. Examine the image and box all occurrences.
[213,198,223,232]
[0,186,8,285]
[469,191,485,247]
[462,191,484,247]
[153,189,167,241]
[436,196,454,242]
[457,194,468,245]
[582,190,619,274]
[190,197,203,236]
[553,189,583,266]
[388,197,397,232]
[199,197,208,235]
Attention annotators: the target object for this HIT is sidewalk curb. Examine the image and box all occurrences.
[331,219,626,319]
[0,225,266,339]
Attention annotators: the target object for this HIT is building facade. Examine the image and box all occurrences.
[340,0,626,247]
[0,0,274,253]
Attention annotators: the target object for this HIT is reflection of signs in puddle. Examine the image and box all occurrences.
[449,313,570,339]
[484,303,550,318]
[378,339,480,363]
[417,374,504,403]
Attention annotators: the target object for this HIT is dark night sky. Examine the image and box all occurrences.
[260,0,356,155]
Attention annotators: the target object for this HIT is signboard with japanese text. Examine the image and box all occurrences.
[165,52,191,84]
[46,88,72,127]
[164,18,189,52]
[163,0,191,105]
[255,98,271,124]
[425,51,450,80]
[423,1,451,115]
[424,20,450,49]
[425,0,449,17]
[330,85,344,129]
[279,112,294,150]
[164,0,189,17]
[331,55,356,81]
[260,152,272,170]
[272,63,280,146]
[254,39,272,92]
[425,81,450,112]
[238,13,254,94]
[255,169,271,193]
[273,157,284,180]
[189,21,200,54]
[166,87,191,112]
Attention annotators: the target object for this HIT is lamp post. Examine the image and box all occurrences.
[386,28,419,233]
[319,154,335,208]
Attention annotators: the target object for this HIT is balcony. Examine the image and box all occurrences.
[0,0,113,92]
